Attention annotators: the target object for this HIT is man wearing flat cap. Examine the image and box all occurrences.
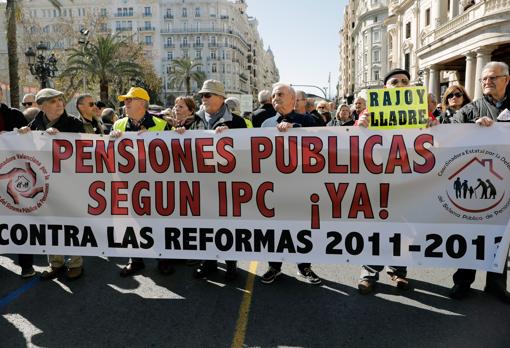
[110,87,173,277]
[19,88,86,280]
[356,68,437,295]
[178,79,245,282]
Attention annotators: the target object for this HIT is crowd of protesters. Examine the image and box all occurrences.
[1,61,509,304]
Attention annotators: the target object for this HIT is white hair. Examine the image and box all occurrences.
[272,83,295,98]
[483,61,509,76]
[258,89,272,103]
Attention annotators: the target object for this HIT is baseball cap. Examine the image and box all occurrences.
[118,87,150,102]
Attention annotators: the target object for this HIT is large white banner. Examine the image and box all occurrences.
[0,124,509,272]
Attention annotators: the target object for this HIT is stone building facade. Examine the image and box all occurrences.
[338,0,510,101]
[0,0,279,100]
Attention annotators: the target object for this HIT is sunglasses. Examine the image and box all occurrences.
[22,102,33,107]
[447,92,463,99]
[80,102,97,107]
[388,78,410,86]
[201,93,214,98]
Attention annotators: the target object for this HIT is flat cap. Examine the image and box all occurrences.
[35,88,64,104]
[383,68,411,85]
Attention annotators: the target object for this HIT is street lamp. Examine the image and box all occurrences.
[78,28,90,91]
[24,42,58,88]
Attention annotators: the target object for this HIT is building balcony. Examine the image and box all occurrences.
[180,43,190,48]
[193,43,204,48]
[115,13,133,17]
[164,43,175,48]
[164,14,174,20]
[138,27,155,32]
[420,0,510,48]
[143,13,152,17]
[116,27,133,32]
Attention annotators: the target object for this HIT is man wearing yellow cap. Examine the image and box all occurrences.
[111,87,173,277]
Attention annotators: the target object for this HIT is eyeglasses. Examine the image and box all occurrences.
[80,102,97,107]
[479,75,507,83]
[388,78,410,86]
[447,92,463,99]
[201,93,213,98]
[317,106,327,109]
[21,102,33,107]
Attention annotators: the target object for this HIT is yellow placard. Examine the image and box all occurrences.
[367,86,428,129]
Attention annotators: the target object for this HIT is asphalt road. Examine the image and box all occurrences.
[1,255,509,348]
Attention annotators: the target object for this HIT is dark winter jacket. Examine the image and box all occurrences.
[0,103,28,131]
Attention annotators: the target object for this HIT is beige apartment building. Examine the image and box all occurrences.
[0,0,279,101]
[339,0,510,101]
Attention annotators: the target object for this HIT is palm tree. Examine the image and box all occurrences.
[168,58,206,95]
[5,0,64,106]
[60,33,142,102]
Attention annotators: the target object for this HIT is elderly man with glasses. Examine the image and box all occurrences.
[449,61,510,303]
[21,93,36,109]
[76,94,104,135]
[454,61,510,125]
[177,79,246,281]
[109,87,173,277]
[18,88,86,280]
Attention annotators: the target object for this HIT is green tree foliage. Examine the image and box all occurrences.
[5,0,63,106]
[60,33,142,103]
[168,58,207,95]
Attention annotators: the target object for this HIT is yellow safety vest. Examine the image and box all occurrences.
[113,116,167,132]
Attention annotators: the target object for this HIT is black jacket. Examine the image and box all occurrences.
[29,110,85,133]
[453,95,510,123]
[0,103,28,131]
[251,103,276,128]
[185,106,247,130]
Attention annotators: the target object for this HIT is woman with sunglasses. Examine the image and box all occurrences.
[439,85,471,123]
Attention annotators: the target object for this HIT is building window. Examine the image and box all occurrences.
[195,36,201,44]
[372,49,380,63]
[195,50,201,58]
[167,52,173,60]
[144,21,151,30]
[145,36,152,45]
[100,8,107,17]
[182,8,187,17]
[372,29,380,43]
[404,53,410,72]
[210,50,217,59]
[183,50,189,58]
[212,64,217,73]
[405,22,411,39]
[195,7,200,17]
[373,69,380,81]
[144,7,151,16]
[425,8,430,26]
[166,9,173,18]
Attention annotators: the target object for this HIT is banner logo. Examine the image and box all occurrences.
[0,154,49,213]
[437,149,510,220]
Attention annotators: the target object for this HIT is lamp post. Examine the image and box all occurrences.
[78,29,90,91]
[24,42,58,89]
